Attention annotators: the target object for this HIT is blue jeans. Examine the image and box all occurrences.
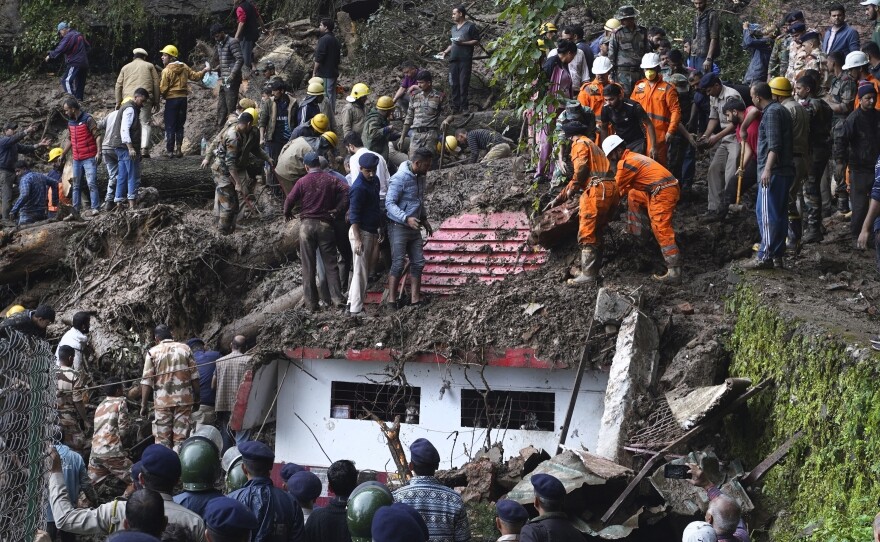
[164,97,187,152]
[114,148,140,202]
[72,157,99,210]
[388,221,425,279]
[756,173,792,261]
[102,149,118,203]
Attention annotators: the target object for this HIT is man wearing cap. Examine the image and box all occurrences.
[697,73,747,222]
[212,24,244,127]
[187,338,220,430]
[117,48,161,158]
[274,133,324,194]
[10,160,58,225]
[160,45,207,159]
[293,81,331,133]
[787,32,827,89]
[0,122,45,221]
[362,97,406,170]
[578,57,621,128]
[823,4,860,55]
[342,83,370,138]
[49,444,206,540]
[682,521,718,542]
[608,5,650,95]
[393,438,469,542]
[140,325,200,451]
[691,0,720,74]
[592,19,620,56]
[629,52,680,166]
[202,98,257,168]
[347,152,382,318]
[280,463,305,491]
[229,441,305,542]
[402,70,454,160]
[835,82,880,246]
[372,503,429,542]
[770,77,809,252]
[495,500,528,541]
[204,497,260,542]
[743,82,794,270]
[304,459,356,542]
[785,22,808,78]
[599,84,655,154]
[0,304,55,338]
[520,474,583,542]
[287,470,321,523]
[45,22,89,100]
[864,0,880,49]
[283,152,349,311]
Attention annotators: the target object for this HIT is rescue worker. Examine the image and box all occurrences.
[140,324,200,452]
[57,345,90,456]
[599,84,656,154]
[628,52,681,166]
[602,134,682,282]
[1,122,48,221]
[159,44,206,159]
[275,131,338,195]
[10,160,58,225]
[455,128,512,163]
[202,98,257,169]
[608,5,651,94]
[204,497,260,542]
[494,500,528,542]
[591,19,620,56]
[546,118,618,284]
[173,436,224,517]
[342,83,370,138]
[292,81,328,133]
[46,147,63,218]
[371,503,431,542]
[536,22,558,55]
[61,97,101,218]
[402,70,454,160]
[847,51,880,109]
[291,112,330,140]
[212,24,244,127]
[49,444,206,540]
[577,56,621,128]
[46,22,89,100]
[769,76,810,252]
[88,380,133,494]
[0,304,55,338]
[797,74,833,242]
[260,79,296,188]
[826,50,857,213]
[362,96,405,169]
[228,440,305,542]
[212,111,274,234]
[286,471,322,523]
[520,474,584,542]
[346,483,395,542]
[116,48,161,158]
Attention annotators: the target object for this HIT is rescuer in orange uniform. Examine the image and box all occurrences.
[577,57,622,138]
[602,134,681,283]
[547,112,619,284]
[628,52,680,166]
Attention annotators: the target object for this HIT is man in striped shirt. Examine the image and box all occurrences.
[455,128,511,163]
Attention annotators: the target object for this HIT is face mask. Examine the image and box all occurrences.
[644,69,658,81]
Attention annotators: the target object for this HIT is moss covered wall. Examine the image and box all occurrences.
[725,285,880,541]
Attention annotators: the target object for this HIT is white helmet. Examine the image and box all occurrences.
[640,52,661,69]
[682,521,717,542]
[592,56,613,75]
[842,50,869,70]
[601,134,625,156]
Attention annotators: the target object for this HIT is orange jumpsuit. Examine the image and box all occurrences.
[578,80,622,143]
[615,149,681,264]
[853,74,880,111]
[562,135,619,246]
[629,78,680,167]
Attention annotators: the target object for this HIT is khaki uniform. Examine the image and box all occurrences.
[49,472,206,541]
[141,339,199,451]
[405,87,448,159]
[341,101,367,137]
[57,366,87,455]
[88,396,132,485]
[276,136,319,194]
[608,25,650,94]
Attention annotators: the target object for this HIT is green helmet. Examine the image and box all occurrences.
[347,482,394,542]
[226,457,248,493]
[179,436,221,491]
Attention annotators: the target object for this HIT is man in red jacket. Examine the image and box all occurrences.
[61,98,101,218]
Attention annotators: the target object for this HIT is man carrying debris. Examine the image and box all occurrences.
[602,134,682,283]
[547,117,619,284]
[394,438,470,542]
[402,70,454,160]
[140,324,200,452]
[520,474,584,542]
[10,160,58,225]
[159,44,207,159]
[495,500,528,542]
[212,23,244,127]
[455,128,512,163]
[116,48,161,158]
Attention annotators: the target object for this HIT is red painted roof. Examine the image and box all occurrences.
[284,346,565,369]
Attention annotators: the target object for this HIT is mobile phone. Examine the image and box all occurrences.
[663,464,691,479]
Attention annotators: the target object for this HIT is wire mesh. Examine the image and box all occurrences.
[626,396,686,451]
[0,329,56,542]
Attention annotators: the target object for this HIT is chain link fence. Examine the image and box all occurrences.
[0,330,56,542]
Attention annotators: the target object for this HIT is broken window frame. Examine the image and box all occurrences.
[329,381,422,424]
[460,389,556,431]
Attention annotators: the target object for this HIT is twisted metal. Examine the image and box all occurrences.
[0,330,56,542]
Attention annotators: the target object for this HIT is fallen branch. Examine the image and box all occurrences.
[364,408,412,483]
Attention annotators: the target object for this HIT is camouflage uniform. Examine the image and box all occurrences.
[405,87,448,159]
[828,72,857,204]
[88,396,133,485]
[608,25,650,95]
[57,366,88,455]
[768,34,792,79]
[141,339,199,451]
[212,125,270,234]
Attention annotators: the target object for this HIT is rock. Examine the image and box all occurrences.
[529,197,579,248]
[435,466,467,488]
[594,287,632,326]
[595,309,659,464]
[676,302,694,315]
[660,340,727,392]
[521,446,550,476]
[461,458,496,503]
[476,444,503,464]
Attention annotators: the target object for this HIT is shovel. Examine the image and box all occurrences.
[729,139,747,213]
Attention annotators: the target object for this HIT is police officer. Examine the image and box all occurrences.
[279,463,304,491]
[287,470,322,523]
[174,436,224,516]
[608,5,651,95]
[48,444,206,541]
[228,441,305,542]
[203,497,260,542]
[371,503,429,542]
[520,474,584,542]
[401,70,454,160]
[347,482,395,542]
[495,500,529,542]
[106,531,163,542]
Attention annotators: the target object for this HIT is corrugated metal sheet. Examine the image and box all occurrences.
[421,212,547,293]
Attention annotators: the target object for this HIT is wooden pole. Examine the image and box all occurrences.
[556,319,593,455]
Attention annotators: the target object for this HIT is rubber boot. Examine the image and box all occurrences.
[802,224,823,244]
[567,247,599,285]
[174,144,183,158]
[653,266,681,284]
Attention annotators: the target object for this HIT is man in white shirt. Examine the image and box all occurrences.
[344,132,390,197]
[55,311,91,370]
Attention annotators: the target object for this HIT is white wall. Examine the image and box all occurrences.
[275,358,608,471]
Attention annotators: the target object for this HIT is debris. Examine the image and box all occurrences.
[825,282,848,291]
[522,302,545,316]
[529,198,580,248]
[659,340,727,392]
[593,287,633,327]
[648,450,754,516]
[665,377,752,430]
[506,449,632,503]
[461,457,496,503]
[675,302,694,315]
[741,430,804,487]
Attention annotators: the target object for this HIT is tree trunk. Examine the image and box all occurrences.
[140,156,215,201]
[215,286,304,349]
[0,221,86,284]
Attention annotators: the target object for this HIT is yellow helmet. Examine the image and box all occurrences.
[540,22,557,34]
[307,82,325,96]
[436,135,459,154]
[768,76,793,97]
[321,131,338,147]
[243,107,259,126]
[310,113,329,133]
[347,83,370,103]
[604,18,621,32]
[537,38,548,53]
[376,96,395,111]
[160,45,179,58]
[48,147,64,162]
[308,76,324,86]
[5,305,25,317]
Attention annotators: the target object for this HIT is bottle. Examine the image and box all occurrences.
[200,137,207,156]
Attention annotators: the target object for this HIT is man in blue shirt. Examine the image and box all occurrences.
[822,4,860,55]
[186,338,220,429]
[11,160,59,225]
[47,440,97,542]
[347,153,382,318]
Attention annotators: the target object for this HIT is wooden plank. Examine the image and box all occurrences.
[741,430,804,487]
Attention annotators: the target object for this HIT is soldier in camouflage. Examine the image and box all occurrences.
[88,379,134,494]
[140,324,201,452]
[57,345,91,457]
[401,70,454,160]
[608,5,650,94]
